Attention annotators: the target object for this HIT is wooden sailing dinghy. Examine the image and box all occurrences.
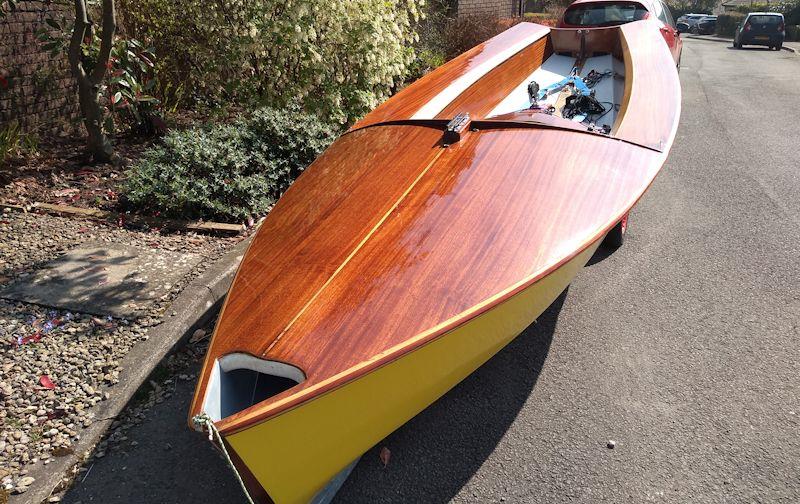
[190,20,680,503]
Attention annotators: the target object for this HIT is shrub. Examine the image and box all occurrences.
[787,1,800,24]
[406,0,451,80]
[123,106,340,221]
[717,13,745,37]
[119,0,423,124]
[36,13,162,136]
[439,15,523,60]
[787,24,800,40]
[0,122,37,168]
[728,0,800,20]
[401,1,559,84]
[523,12,559,25]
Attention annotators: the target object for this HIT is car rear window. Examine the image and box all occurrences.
[748,15,782,25]
[563,2,649,26]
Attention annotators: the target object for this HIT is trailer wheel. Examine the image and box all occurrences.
[605,213,629,248]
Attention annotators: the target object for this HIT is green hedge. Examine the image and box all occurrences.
[717,12,745,37]
[123,106,339,221]
[787,24,800,41]
[119,0,423,124]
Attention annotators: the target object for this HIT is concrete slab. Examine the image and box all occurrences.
[7,237,251,504]
[0,242,201,317]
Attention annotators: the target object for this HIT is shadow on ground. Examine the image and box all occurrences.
[335,291,568,503]
[62,289,569,504]
[725,46,775,51]
[587,242,616,266]
[61,365,243,504]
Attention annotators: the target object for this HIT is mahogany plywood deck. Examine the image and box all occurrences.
[353,23,550,129]
[436,38,552,119]
[267,127,664,373]
[202,124,443,362]
[613,21,681,151]
[191,21,681,433]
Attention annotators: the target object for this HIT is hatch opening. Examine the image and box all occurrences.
[202,353,305,422]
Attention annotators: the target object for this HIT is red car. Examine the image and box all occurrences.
[557,0,683,67]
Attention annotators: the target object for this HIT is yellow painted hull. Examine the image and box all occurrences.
[226,237,603,503]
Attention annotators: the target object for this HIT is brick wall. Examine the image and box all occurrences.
[456,0,521,17]
[0,1,79,135]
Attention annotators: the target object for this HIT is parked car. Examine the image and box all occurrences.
[733,12,785,50]
[676,13,708,30]
[557,0,682,66]
[696,15,717,35]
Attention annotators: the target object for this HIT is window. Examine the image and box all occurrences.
[660,1,676,27]
[651,0,671,27]
[747,15,783,25]
[563,2,649,26]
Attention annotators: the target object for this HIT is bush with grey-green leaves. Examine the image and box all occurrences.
[124,106,339,222]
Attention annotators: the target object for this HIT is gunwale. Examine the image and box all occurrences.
[190,20,681,436]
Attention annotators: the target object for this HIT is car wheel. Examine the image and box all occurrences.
[604,213,629,249]
[776,43,782,50]
[691,26,699,34]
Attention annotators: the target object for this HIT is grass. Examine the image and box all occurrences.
[0,122,38,167]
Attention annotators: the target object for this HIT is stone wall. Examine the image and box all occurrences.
[456,0,521,17]
[0,1,78,135]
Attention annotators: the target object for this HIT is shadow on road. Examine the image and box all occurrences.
[335,291,568,503]
[586,242,617,266]
[63,289,569,504]
[62,366,244,504]
[726,46,775,51]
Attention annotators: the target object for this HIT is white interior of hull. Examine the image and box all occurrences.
[202,353,305,422]
[487,52,626,130]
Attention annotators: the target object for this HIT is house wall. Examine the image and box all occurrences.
[457,0,520,18]
[0,1,79,135]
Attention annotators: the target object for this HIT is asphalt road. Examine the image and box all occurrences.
[62,37,800,504]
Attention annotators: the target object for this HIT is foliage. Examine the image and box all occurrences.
[0,0,17,17]
[666,0,715,20]
[523,12,559,25]
[123,106,340,221]
[407,2,558,82]
[728,1,796,15]
[406,0,452,80]
[717,12,745,36]
[524,0,572,9]
[104,38,161,134]
[0,122,38,167]
[786,0,800,24]
[787,24,800,40]
[406,48,448,81]
[438,15,523,61]
[36,17,161,136]
[119,0,423,124]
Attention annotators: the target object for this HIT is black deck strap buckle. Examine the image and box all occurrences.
[443,112,470,146]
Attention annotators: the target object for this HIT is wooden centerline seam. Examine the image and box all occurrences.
[263,145,449,355]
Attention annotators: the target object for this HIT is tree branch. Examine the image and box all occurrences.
[89,0,116,86]
[68,0,88,82]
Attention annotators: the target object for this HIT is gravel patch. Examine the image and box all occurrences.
[89,328,212,460]
[0,210,244,495]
